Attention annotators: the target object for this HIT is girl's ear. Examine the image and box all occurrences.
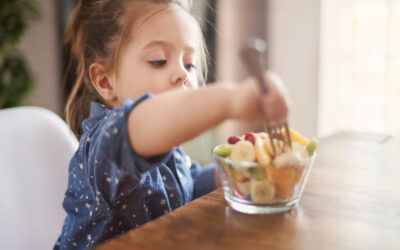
[89,63,117,102]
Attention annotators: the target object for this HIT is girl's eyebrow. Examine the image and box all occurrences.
[142,40,195,53]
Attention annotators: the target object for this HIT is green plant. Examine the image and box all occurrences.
[0,0,39,108]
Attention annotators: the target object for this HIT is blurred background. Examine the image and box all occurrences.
[2,0,400,164]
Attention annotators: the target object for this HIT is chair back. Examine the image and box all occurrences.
[0,106,78,250]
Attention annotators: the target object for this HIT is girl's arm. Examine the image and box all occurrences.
[128,80,261,157]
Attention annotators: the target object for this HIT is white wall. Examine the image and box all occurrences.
[19,0,62,115]
[268,0,320,138]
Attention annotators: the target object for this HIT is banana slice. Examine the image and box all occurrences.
[230,140,256,178]
[291,142,309,160]
[255,136,271,167]
[250,179,275,204]
[230,140,256,162]
[258,132,286,156]
[273,151,305,168]
[265,138,285,156]
[257,132,268,140]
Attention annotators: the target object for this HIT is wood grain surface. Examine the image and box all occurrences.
[94,131,400,250]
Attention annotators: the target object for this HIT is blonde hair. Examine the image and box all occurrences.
[64,0,208,139]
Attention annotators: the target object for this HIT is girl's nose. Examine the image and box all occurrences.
[171,65,189,87]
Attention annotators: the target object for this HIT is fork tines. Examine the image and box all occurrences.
[264,121,292,156]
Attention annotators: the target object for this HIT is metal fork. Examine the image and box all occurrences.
[241,38,292,156]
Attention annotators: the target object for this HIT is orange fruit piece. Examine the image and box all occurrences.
[282,128,310,147]
[294,167,304,183]
[267,166,297,199]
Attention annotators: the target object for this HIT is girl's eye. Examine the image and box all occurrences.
[149,60,167,67]
[185,63,196,71]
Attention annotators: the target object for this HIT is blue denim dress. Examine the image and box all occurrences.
[54,94,215,249]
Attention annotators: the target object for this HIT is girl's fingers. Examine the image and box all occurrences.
[263,71,293,109]
[263,96,288,121]
[261,82,289,121]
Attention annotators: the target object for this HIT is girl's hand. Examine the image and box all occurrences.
[260,71,290,122]
[231,71,290,122]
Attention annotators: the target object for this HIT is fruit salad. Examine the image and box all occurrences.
[213,129,318,204]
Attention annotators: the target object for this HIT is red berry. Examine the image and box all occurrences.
[227,135,241,144]
[244,132,256,145]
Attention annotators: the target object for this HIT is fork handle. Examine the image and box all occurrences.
[241,38,277,155]
[241,38,269,94]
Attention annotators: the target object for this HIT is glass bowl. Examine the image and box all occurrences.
[213,147,316,214]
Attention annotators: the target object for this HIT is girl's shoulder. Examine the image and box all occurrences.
[77,93,173,175]
[82,94,153,135]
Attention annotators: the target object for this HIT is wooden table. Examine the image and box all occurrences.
[94,131,400,250]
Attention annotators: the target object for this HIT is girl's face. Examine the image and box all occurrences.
[111,6,200,106]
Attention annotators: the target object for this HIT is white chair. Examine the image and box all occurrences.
[0,106,78,250]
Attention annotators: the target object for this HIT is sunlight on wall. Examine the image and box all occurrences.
[319,0,400,137]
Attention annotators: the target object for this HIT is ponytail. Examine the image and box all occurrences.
[64,1,101,139]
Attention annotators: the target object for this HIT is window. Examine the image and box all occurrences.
[319,0,400,137]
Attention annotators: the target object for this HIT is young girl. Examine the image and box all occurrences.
[55,0,289,249]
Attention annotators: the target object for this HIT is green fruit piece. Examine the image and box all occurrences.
[250,167,264,181]
[214,144,231,158]
[306,138,318,156]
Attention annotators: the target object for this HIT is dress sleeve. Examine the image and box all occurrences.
[86,94,172,204]
[190,161,216,200]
